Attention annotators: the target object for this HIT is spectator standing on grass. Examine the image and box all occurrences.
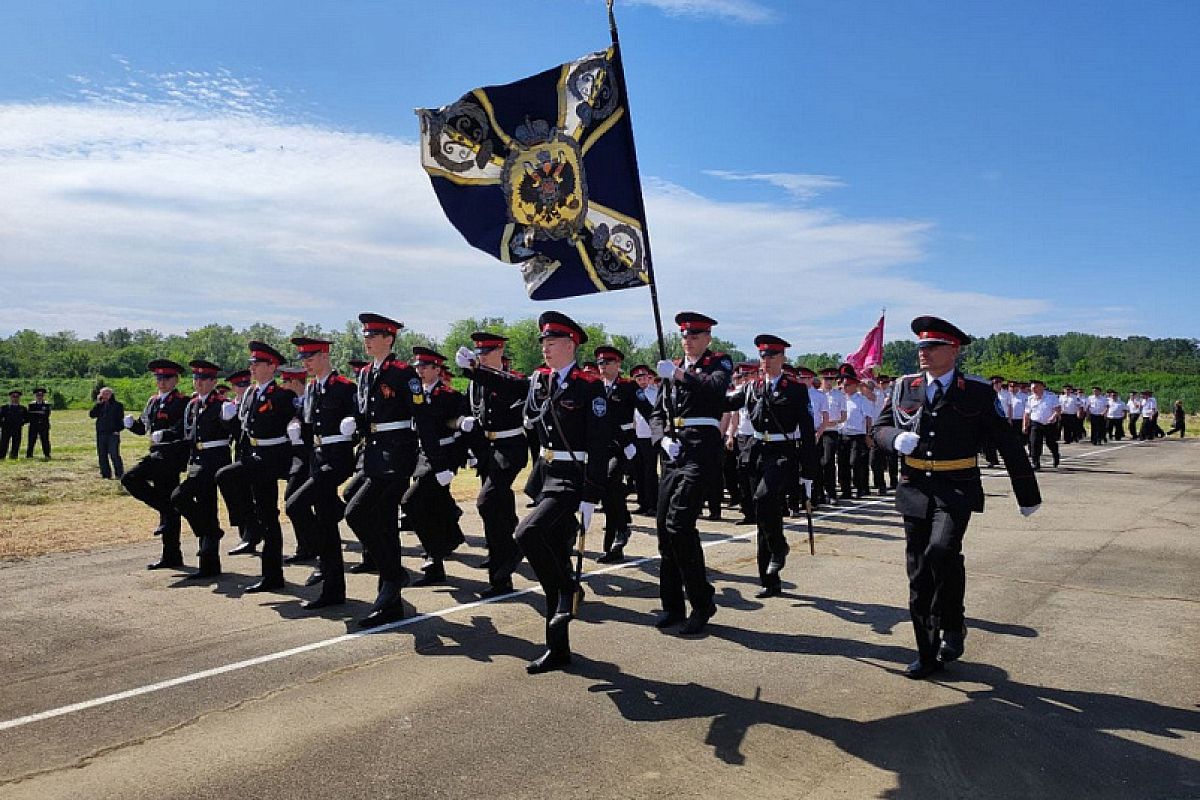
[90,387,126,478]
[25,388,52,459]
[1164,401,1187,438]
[1,390,27,459]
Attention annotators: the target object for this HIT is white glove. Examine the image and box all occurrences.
[1020,504,1041,517]
[287,419,303,445]
[578,501,595,532]
[623,443,637,460]
[339,416,357,436]
[801,478,813,495]
[656,359,678,380]
[220,401,238,421]
[123,414,135,429]
[458,416,476,433]
[660,436,681,460]
[455,346,474,369]
[150,430,164,444]
[466,455,478,468]
[894,431,920,455]
[435,470,454,487]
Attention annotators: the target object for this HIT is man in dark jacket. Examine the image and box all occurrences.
[0,390,27,459]
[872,316,1041,679]
[89,387,125,479]
[25,388,52,459]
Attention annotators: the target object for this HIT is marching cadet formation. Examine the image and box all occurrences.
[24,311,1175,679]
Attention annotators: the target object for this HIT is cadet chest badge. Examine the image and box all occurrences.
[636,389,645,401]
[592,397,608,417]
[409,379,422,394]
[380,383,394,399]
[720,357,733,371]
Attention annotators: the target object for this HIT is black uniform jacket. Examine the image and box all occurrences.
[726,374,820,479]
[26,402,51,430]
[355,355,444,477]
[130,389,190,469]
[300,371,358,476]
[424,381,469,471]
[461,364,531,472]
[873,370,1041,515]
[524,364,610,503]
[240,381,298,478]
[185,391,231,471]
[602,378,639,450]
[649,350,734,451]
[0,404,28,430]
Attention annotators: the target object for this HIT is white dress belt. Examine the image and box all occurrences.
[249,436,288,447]
[314,434,352,446]
[541,447,588,463]
[673,416,720,428]
[753,431,799,442]
[194,440,230,450]
[486,427,526,440]
[371,420,413,433]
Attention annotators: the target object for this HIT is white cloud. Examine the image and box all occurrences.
[705,169,846,200]
[626,0,774,24]
[0,68,1093,355]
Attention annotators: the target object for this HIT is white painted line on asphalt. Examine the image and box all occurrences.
[0,439,1145,733]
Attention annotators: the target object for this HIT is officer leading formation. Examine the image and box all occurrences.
[95,311,1188,679]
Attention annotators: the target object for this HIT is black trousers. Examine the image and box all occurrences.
[345,473,409,583]
[285,461,354,599]
[216,457,287,583]
[218,458,255,541]
[735,434,756,519]
[284,450,320,556]
[0,427,21,459]
[837,433,869,497]
[656,454,717,616]
[752,445,795,588]
[171,455,231,541]
[1106,418,1125,441]
[96,433,124,478]
[1128,416,1139,439]
[871,442,898,490]
[817,431,840,502]
[721,446,742,507]
[1089,414,1107,444]
[1028,422,1060,468]
[122,452,184,561]
[633,438,659,512]
[402,461,465,561]
[476,442,526,586]
[25,426,50,458]
[602,450,633,553]
[903,505,971,665]
[514,491,580,620]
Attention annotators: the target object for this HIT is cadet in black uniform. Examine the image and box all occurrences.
[453,332,530,598]
[650,312,732,635]
[170,360,231,579]
[594,345,639,564]
[121,360,190,569]
[25,388,52,459]
[0,390,27,459]
[873,316,1042,679]
[221,370,258,556]
[515,311,610,674]
[343,313,443,628]
[726,335,819,598]
[279,364,319,565]
[628,364,660,516]
[285,337,359,609]
[215,342,297,593]
[401,347,464,587]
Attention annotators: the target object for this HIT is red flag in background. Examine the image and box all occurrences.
[845,314,885,377]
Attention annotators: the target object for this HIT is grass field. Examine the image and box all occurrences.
[0,410,502,561]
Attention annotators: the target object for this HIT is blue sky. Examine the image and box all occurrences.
[1,0,1196,355]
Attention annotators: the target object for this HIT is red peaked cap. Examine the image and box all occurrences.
[537,311,587,345]
[147,358,184,376]
[676,311,717,334]
[359,312,403,336]
[279,365,308,381]
[291,337,331,356]
[188,359,220,377]
[594,345,624,362]
[470,331,508,350]
[226,369,252,387]
[247,341,285,366]
[754,334,789,355]
[411,346,446,366]
[911,315,972,348]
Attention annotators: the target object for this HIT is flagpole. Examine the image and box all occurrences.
[607,0,668,361]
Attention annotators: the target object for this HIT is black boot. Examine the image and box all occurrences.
[358,580,405,628]
[412,558,446,587]
[527,612,572,674]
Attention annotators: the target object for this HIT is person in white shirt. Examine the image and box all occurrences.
[817,367,847,505]
[837,366,873,499]
[1023,380,1062,470]
[630,365,660,515]
[1105,390,1127,441]
[1008,384,1028,434]
[1059,384,1081,444]
[1139,391,1161,440]
[1085,386,1109,444]
[983,375,1010,466]
[797,366,830,507]
[724,364,759,525]
[1126,391,1143,440]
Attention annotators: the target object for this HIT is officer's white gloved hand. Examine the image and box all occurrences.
[455,346,475,369]
[123,414,135,429]
[150,430,164,444]
[435,470,454,487]
[287,419,303,444]
[623,443,637,460]
[656,359,678,380]
[894,431,920,455]
[458,416,476,433]
[1019,504,1041,517]
[466,455,478,468]
[220,401,238,421]
[578,501,595,532]
[338,416,357,436]
[660,436,681,460]
[802,478,813,495]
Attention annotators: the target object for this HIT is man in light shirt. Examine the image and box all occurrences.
[817,367,847,505]
[1008,382,1028,436]
[1105,390,1127,441]
[1023,379,1061,470]
[1086,386,1109,445]
[1139,391,1160,440]
[1126,391,1143,440]
[1059,384,1081,444]
[836,366,872,499]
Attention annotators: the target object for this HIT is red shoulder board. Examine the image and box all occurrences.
[386,360,409,370]
[570,367,601,382]
[535,366,553,376]
[910,375,923,388]
[432,384,457,396]
[956,376,967,391]
[700,355,711,366]
[330,374,352,386]
[510,370,526,378]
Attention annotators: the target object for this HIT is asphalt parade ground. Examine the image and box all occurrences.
[1,439,1197,799]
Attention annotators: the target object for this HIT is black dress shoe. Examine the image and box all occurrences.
[679,604,716,635]
[228,541,257,556]
[302,595,345,610]
[147,558,184,571]
[244,578,285,593]
[938,628,966,663]
[348,560,378,574]
[478,583,514,600]
[754,585,781,599]
[303,570,325,587]
[735,516,757,526]
[654,611,685,629]
[181,568,220,580]
[412,567,446,587]
[903,659,944,680]
[284,552,318,565]
[525,649,571,674]
[596,548,625,564]
[358,581,404,628]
